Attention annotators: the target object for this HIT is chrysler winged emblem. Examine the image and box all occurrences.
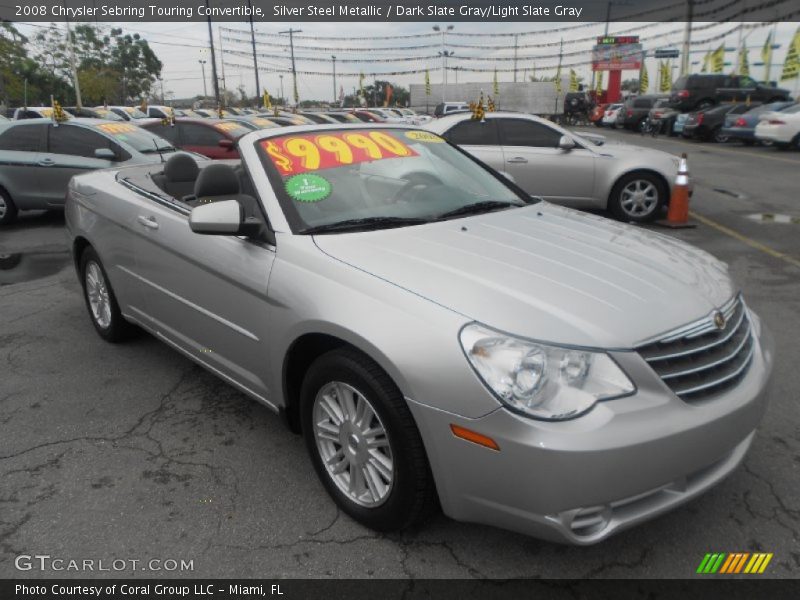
[713,311,726,330]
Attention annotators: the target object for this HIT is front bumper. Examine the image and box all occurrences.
[408,324,773,544]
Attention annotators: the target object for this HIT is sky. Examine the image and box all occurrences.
[14,20,800,103]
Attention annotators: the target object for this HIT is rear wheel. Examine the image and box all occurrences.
[300,348,437,531]
[0,188,18,226]
[609,172,667,223]
[80,247,135,342]
[712,127,729,143]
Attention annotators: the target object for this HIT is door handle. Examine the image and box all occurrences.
[38,158,55,166]
[137,215,159,230]
[507,157,528,164]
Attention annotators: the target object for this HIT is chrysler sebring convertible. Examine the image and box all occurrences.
[65,124,772,544]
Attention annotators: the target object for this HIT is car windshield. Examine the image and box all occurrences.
[257,128,531,233]
[122,107,148,119]
[213,121,253,138]
[92,123,175,152]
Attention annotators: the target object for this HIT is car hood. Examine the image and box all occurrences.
[313,203,734,348]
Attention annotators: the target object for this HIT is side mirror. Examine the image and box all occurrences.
[218,139,235,149]
[189,199,261,237]
[94,148,116,160]
[558,135,576,150]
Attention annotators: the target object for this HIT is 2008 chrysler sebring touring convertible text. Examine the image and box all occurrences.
[65,124,773,544]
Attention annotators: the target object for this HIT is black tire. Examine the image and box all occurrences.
[712,127,729,143]
[0,187,18,226]
[793,134,800,151]
[79,247,135,342]
[300,348,438,532]
[609,171,667,223]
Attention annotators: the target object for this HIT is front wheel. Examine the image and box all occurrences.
[80,247,135,342]
[300,349,437,532]
[0,188,18,226]
[609,172,667,223]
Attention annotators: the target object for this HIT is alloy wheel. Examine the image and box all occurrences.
[85,261,112,329]
[620,180,659,218]
[312,381,394,508]
[0,195,6,219]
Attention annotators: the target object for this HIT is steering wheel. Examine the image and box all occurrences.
[389,172,443,204]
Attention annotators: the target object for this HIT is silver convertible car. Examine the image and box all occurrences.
[425,112,684,222]
[65,124,772,544]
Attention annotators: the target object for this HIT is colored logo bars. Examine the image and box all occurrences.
[696,552,773,575]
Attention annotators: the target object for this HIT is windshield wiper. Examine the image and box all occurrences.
[299,216,429,234]
[435,200,522,221]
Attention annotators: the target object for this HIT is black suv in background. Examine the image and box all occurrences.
[615,95,669,130]
[669,74,790,111]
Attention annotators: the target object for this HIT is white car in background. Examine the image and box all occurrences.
[365,108,406,123]
[601,103,624,127]
[754,103,800,149]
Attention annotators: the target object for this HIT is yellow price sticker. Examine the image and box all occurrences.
[96,123,138,134]
[405,131,444,143]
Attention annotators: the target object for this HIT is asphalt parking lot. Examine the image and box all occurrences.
[1,129,799,580]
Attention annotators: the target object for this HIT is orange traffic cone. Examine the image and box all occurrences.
[657,153,696,228]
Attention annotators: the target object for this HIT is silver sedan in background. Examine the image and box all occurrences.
[425,111,683,222]
[0,119,192,225]
[65,123,772,544]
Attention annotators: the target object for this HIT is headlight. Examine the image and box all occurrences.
[460,324,635,421]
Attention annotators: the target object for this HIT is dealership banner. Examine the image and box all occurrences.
[2,0,798,22]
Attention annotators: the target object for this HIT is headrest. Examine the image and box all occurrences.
[194,163,240,198]
[164,153,199,183]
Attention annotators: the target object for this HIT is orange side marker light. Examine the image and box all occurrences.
[450,424,500,451]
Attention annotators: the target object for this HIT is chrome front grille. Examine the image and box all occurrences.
[637,295,754,401]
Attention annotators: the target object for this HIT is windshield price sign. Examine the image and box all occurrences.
[262,130,419,176]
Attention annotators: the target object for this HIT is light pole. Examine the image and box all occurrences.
[332,55,337,105]
[199,59,208,99]
[433,24,454,102]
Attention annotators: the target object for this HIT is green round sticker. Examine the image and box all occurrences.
[285,174,332,203]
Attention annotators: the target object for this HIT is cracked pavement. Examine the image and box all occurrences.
[1,133,798,579]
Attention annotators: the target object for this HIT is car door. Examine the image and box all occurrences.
[177,122,228,159]
[0,122,48,209]
[131,176,276,400]
[39,124,120,207]
[496,117,595,205]
[441,119,505,173]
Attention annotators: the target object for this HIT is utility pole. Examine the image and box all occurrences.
[199,59,208,98]
[205,0,220,106]
[280,27,302,106]
[433,25,454,102]
[332,55,337,104]
[681,0,694,76]
[279,74,284,104]
[513,34,519,82]
[218,28,227,96]
[248,0,260,102]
